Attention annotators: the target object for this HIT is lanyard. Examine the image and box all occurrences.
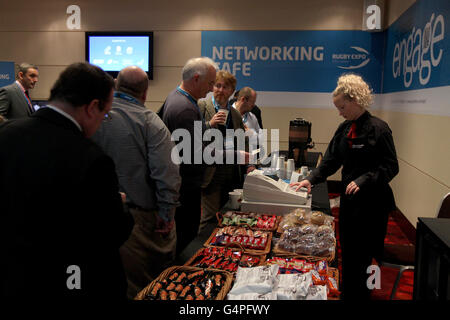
[212,96,231,127]
[176,86,198,107]
[114,91,140,105]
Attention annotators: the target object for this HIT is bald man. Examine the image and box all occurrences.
[91,66,181,299]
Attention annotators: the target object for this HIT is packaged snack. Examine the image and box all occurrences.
[227,292,277,300]
[315,260,328,275]
[327,277,340,297]
[276,272,312,299]
[310,211,326,225]
[287,259,305,273]
[299,224,318,235]
[239,254,260,267]
[228,264,279,295]
[311,270,326,286]
[303,262,315,272]
[304,285,327,300]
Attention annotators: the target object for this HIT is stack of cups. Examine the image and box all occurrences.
[271,153,278,168]
[276,156,285,180]
[286,159,295,181]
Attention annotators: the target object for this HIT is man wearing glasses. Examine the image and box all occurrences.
[0,62,133,298]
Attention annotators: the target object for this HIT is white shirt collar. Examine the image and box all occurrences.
[46,104,82,132]
[15,80,26,93]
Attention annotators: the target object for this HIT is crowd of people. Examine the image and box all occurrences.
[0,59,398,301]
[0,58,260,299]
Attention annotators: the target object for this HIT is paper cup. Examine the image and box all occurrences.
[233,189,244,200]
[287,159,295,173]
[218,109,229,125]
[229,191,241,210]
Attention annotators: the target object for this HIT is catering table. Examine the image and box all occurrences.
[175,174,332,265]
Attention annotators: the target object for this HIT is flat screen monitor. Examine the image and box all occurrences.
[85,31,153,79]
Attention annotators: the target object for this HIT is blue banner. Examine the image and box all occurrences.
[0,61,15,88]
[383,0,450,93]
[202,31,384,93]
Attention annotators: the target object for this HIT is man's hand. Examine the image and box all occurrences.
[209,112,227,128]
[290,180,312,193]
[247,165,256,174]
[155,215,174,237]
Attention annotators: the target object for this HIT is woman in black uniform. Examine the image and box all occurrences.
[291,74,399,300]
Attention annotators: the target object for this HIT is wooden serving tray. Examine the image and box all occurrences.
[184,245,266,272]
[217,211,282,232]
[204,226,273,255]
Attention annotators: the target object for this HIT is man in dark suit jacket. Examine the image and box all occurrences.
[0,62,133,299]
[0,63,39,120]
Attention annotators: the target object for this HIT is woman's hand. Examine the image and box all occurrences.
[290,180,312,194]
[345,181,360,195]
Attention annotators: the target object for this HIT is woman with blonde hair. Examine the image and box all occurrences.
[291,73,399,300]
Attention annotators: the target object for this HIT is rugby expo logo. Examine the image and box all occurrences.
[332,46,371,70]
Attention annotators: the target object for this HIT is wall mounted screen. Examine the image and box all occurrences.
[85,32,153,79]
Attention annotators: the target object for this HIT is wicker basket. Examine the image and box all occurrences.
[135,265,233,300]
[271,240,336,263]
[184,244,266,271]
[204,227,272,255]
[217,211,282,232]
[276,218,336,235]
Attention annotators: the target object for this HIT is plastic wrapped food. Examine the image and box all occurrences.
[280,209,310,230]
[227,292,277,300]
[299,224,318,234]
[294,235,317,255]
[304,285,327,300]
[316,225,333,237]
[228,264,279,295]
[310,211,326,225]
[275,272,312,299]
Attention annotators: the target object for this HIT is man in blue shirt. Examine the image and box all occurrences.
[92,66,181,299]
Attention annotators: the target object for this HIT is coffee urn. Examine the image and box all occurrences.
[288,118,314,167]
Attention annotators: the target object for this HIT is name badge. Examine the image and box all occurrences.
[352,144,365,149]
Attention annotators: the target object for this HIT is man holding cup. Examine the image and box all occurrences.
[197,70,249,232]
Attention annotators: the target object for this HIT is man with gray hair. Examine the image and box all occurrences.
[159,57,219,255]
[92,66,181,299]
[0,63,39,120]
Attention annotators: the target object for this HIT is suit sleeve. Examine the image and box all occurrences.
[308,126,344,185]
[0,87,11,118]
[85,154,134,247]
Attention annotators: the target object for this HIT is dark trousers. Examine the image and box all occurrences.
[339,190,389,300]
[175,181,201,256]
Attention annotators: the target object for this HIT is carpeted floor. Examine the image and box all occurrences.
[329,193,414,300]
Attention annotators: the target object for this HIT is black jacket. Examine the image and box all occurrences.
[0,107,133,298]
